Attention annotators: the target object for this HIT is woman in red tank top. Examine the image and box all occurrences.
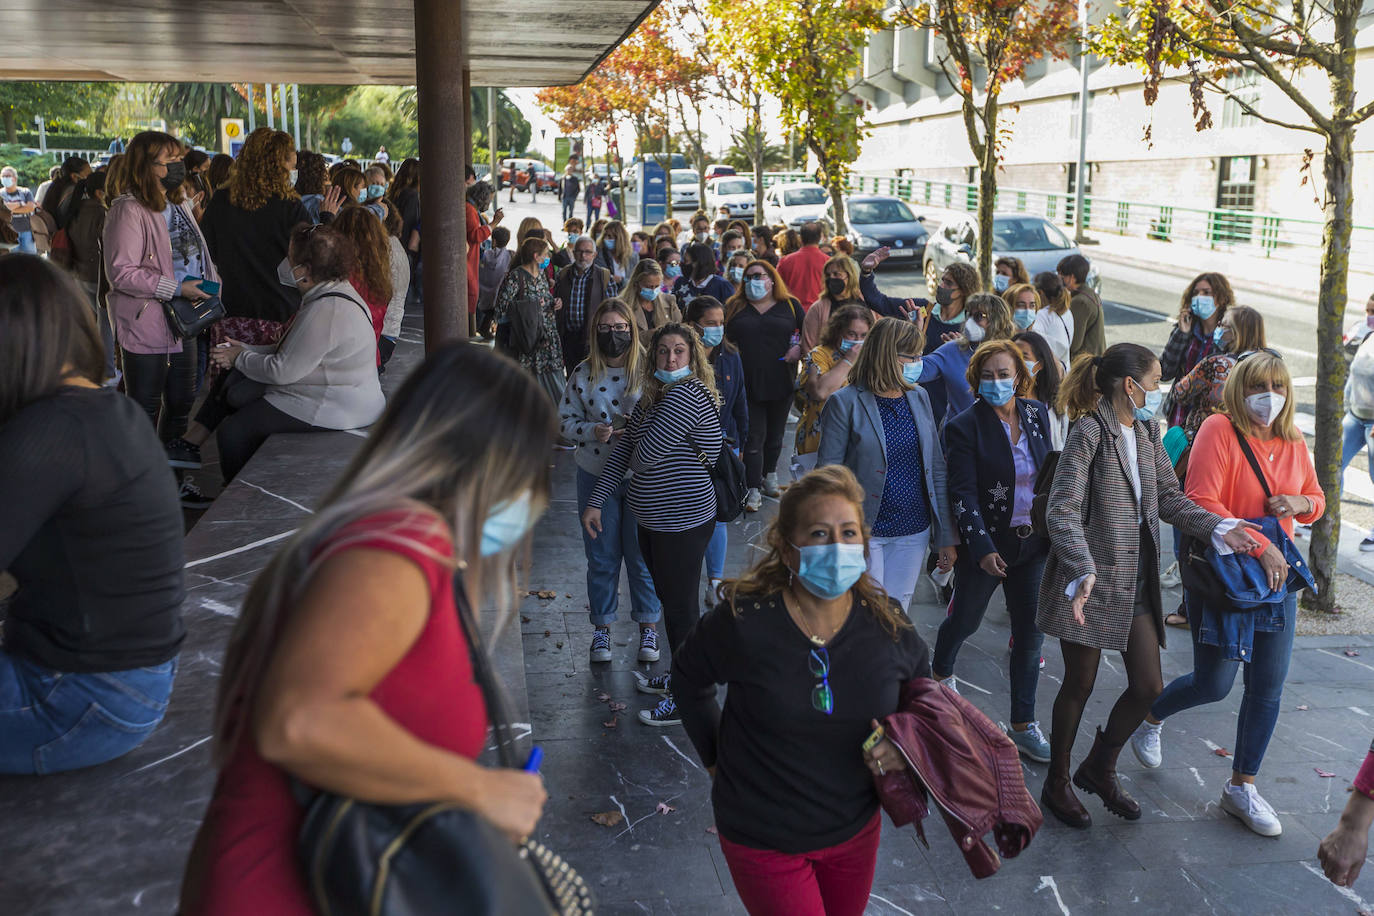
[180,343,559,914]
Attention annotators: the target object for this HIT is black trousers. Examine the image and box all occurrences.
[744,395,792,487]
[637,519,715,655]
[215,397,316,485]
[561,328,588,377]
[121,337,198,443]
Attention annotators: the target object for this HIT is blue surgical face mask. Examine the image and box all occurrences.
[367,183,386,200]
[1129,378,1164,422]
[791,542,867,600]
[745,278,770,300]
[839,338,861,353]
[567,233,580,244]
[665,264,682,279]
[979,377,1017,406]
[1025,359,1039,375]
[700,326,724,347]
[1,176,15,189]
[356,189,368,204]
[654,365,692,384]
[993,273,1010,293]
[1013,308,1035,330]
[603,237,615,250]
[901,359,923,385]
[1212,325,1229,350]
[480,492,537,556]
[727,266,744,283]
[1190,294,1216,320]
[538,256,551,270]
[639,287,657,301]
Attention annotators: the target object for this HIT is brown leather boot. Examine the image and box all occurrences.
[1072,727,1142,820]
[1041,772,1092,829]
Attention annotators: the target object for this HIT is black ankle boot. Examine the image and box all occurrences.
[1072,727,1141,820]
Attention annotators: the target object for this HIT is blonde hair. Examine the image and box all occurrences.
[1002,282,1042,316]
[598,220,633,274]
[586,298,644,387]
[722,464,909,639]
[962,292,1013,350]
[639,323,721,410]
[1223,350,1300,441]
[616,258,664,310]
[822,254,861,303]
[850,316,924,394]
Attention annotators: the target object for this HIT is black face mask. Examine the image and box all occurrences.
[935,285,954,307]
[598,328,633,357]
[160,161,186,191]
[825,276,846,299]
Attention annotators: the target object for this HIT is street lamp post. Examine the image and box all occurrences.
[1073,0,1090,243]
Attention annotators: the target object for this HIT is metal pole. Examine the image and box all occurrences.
[291,84,301,149]
[488,86,498,192]
[415,0,467,347]
[1073,0,1089,242]
[280,85,289,139]
[247,86,256,133]
[266,83,275,128]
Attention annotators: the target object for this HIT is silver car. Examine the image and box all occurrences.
[922,212,1100,295]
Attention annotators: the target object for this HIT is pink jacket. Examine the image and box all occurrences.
[103,194,220,354]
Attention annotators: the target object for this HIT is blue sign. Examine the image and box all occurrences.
[639,160,667,226]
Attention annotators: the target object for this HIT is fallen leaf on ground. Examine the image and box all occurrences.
[655,802,677,815]
[595,691,611,702]
[608,701,627,712]
[1316,767,1337,778]
[521,615,531,624]
[1296,704,1310,711]
[543,630,551,637]
[555,641,564,649]
[1212,747,1232,758]
[602,717,618,728]
[566,593,573,598]
[705,826,718,835]
[1345,649,1361,657]
[537,590,558,599]
[590,811,624,828]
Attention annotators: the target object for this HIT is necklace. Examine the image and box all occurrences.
[786,586,839,645]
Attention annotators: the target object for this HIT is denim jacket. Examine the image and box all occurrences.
[1198,516,1315,661]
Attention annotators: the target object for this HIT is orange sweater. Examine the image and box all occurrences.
[1186,413,1325,555]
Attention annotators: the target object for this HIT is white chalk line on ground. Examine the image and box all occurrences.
[1300,861,1374,911]
[1316,647,1374,673]
[661,735,700,770]
[237,480,314,514]
[185,529,297,568]
[1035,876,1071,916]
[122,735,212,777]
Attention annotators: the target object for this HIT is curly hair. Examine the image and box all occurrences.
[819,303,874,352]
[228,128,298,211]
[722,464,907,639]
[332,207,393,304]
[295,151,328,196]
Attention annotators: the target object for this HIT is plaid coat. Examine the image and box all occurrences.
[1036,398,1223,652]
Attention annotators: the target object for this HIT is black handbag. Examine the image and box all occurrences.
[694,440,748,523]
[1179,422,1271,604]
[506,269,545,357]
[298,573,593,916]
[163,294,225,340]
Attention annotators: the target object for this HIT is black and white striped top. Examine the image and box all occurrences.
[587,377,722,532]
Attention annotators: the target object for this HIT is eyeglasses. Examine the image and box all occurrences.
[809,647,833,715]
[596,323,630,333]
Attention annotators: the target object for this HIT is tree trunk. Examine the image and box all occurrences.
[695,105,707,206]
[753,94,765,222]
[976,104,999,288]
[1307,123,1355,613]
[3,109,16,145]
[816,145,847,236]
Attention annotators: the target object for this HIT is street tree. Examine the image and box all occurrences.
[710,0,887,234]
[538,66,641,214]
[0,82,116,144]
[1096,0,1374,613]
[891,0,1078,285]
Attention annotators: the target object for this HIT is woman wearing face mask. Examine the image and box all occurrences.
[1130,353,1321,838]
[723,251,751,294]
[672,465,932,916]
[630,230,653,259]
[933,340,1053,763]
[1030,271,1075,370]
[927,262,981,353]
[1036,344,1260,829]
[751,226,779,266]
[794,304,873,479]
[816,318,958,611]
[673,241,735,309]
[595,220,638,283]
[726,260,805,511]
[329,166,369,211]
[561,299,664,666]
[493,235,567,406]
[916,292,1014,426]
[582,323,724,727]
[616,258,683,335]
[179,344,554,915]
[657,246,684,291]
[687,296,750,607]
[1014,331,1068,449]
[992,256,1030,294]
[1160,273,1235,427]
[800,255,865,351]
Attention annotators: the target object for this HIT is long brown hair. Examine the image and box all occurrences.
[331,207,393,303]
[1180,272,1234,321]
[724,259,794,321]
[111,131,183,212]
[1058,343,1158,420]
[227,127,298,211]
[819,303,873,352]
[723,464,909,639]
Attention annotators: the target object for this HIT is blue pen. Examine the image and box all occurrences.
[523,746,544,773]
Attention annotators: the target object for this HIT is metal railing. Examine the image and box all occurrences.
[757,170,1373,270]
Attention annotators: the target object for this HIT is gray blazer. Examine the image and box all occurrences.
[1036,397,1222,652]
[815,384,956,548]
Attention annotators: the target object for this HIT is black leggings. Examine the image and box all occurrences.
[121,338,198,443]
[215,397,316,485]
[637,520,715,655]
[1051,614,1165,765]
[744,395,792,487]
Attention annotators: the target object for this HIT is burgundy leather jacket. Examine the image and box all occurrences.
[873,677,1043,878]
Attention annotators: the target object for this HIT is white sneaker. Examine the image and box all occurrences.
[744,488,763,512]
[939,676,959,695]
[1130,720,1163,768]
[762,472,782,498]
[1360,528,1374,552]
[1219,782,1282,837]
[703,578,722,608]
[637,627,660,663]
[1160,561,1181,588]
[589,628,612,663]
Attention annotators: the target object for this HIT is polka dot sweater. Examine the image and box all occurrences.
[559,361,645,476]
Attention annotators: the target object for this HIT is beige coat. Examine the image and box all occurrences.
[630,291,683,336]
[1036,397,1222,652]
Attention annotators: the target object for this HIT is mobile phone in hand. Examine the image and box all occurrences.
[197,279,221,296]
[862,724,885,754]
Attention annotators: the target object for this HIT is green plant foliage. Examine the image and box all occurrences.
[0,144,61,187]
[0,83,118,144]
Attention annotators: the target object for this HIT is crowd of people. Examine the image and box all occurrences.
[5,151,1374,915]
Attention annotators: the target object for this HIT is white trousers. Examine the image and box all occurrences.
[868,530,931,612]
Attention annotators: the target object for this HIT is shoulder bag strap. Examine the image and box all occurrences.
[311,292,372,324]
[451,571,520,769]
[1229,422,1274,499]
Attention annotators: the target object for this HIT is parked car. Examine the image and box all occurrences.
[670,168,701,210]
[499,157,557,194]
[704,163,736,181]
[822,194,928,266]
[922,212,1100,295]
[705,176,756,221]
[763,182,830,228]
[591,162,619,190]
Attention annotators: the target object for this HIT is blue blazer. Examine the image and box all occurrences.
[943,397,1054,560]
[712,346,749,446]
[815,384,956,547]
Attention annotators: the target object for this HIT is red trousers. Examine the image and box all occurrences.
[717,812,882,916]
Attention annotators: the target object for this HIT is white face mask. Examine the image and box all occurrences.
[1246,391,1286,427]
[964,317,986,343]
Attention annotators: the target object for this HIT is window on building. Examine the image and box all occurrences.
[1069,90,1095,140]
[1222,69,1261,128]
[1216,155,1257,210]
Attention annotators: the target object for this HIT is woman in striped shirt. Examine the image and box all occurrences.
[583,322,724,727]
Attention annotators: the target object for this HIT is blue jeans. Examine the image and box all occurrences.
[16,230,36,254]
[1151,593,1297,776]
[932,537,1047,724]
[0,650,177,775]
[1341,412,1374,495]
[577,468,662,626]
[705,522,728,580]
[562,196,576,222]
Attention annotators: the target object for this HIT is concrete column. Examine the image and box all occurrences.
[462,68,473,172]
[414,0,467,347]
[488,86,498,190]
[266,83,275,128]
[279,85,289,139]
[291,85,301,150]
